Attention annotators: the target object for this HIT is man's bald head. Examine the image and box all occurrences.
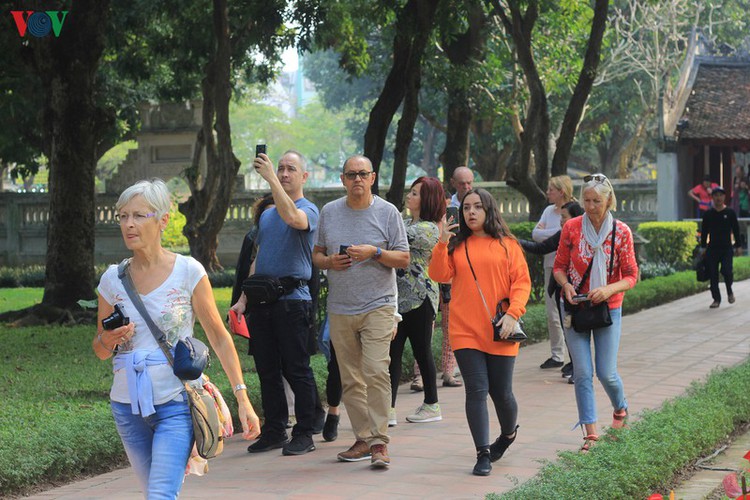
[451,166,474,202]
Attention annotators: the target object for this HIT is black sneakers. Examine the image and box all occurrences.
[247,436,288,453]
[540,357,564,369]
[282,435,316,456]
[322,414,340,442]
[561,362,573,378]
[473,449,492,476]
[490,425,518,462]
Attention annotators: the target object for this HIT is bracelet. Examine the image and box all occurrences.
[233,383,247,393]
[97,333,118,354]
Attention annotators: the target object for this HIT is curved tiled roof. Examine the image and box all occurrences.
[678,63,750,141]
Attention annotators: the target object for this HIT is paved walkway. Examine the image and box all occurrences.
[31,281,750,499]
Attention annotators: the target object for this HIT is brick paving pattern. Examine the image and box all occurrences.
[30,281,750,499]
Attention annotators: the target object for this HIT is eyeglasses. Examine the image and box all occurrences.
[343,171,373,180]
[115,212,157,225]
[583,174,608,184]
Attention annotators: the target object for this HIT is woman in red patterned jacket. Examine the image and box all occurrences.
[553,174,638,453]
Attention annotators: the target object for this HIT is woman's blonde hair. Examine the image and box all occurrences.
[549,175,574,203]
[581,174,617,212]
[116,178,171,218]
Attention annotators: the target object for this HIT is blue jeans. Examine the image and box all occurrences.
[111,397,193,499]
[564,307,627,426]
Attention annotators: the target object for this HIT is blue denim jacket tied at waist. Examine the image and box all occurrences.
[113,348,170,417]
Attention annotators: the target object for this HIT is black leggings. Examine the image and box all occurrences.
[454,348,517,449]
[326,343,342,407]
[389,298,438,406]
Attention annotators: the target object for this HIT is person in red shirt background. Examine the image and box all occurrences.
[688,175,720,217]
[553,174,638,453]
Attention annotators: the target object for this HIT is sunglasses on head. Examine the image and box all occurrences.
[343,171,373,180]
[583,174,608,184]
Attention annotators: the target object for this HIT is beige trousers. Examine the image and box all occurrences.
[329,306,394,446]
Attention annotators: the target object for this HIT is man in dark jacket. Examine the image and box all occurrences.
[700,187,742,308]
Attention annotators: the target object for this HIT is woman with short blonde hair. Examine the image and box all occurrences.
[95,178,261,498]
[553,173,638,453]
[533,174,575,372]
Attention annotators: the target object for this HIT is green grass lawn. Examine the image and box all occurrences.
[0,287,43,314]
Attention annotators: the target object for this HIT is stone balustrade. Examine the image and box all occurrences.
[0,179,657,266]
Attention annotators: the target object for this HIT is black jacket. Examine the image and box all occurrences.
[520,231,562,298]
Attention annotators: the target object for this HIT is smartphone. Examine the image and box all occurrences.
[339,245,351,255]
[446,206,459,233]
[255,144,266,157]
[572,294,590,302]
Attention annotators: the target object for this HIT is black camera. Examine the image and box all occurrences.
[102,304,130,331]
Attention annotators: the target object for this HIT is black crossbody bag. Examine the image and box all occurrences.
[464,242,527,343]
[567,221,616,333]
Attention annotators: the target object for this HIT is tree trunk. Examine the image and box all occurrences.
[493,0,549,220]
[364,0,440,196]
[617,111,652,178]
[551,0,609,177]
[597,124,629,178]
[32,0,110,310]
[180,0,240,272]
[440,1,486,183]
[419,117,439,177]
[386,0,440,208]
[471,116,512,181]
[441,92,473,183]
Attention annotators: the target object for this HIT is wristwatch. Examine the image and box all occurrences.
[233,383,247,393]
[374,247,382,259]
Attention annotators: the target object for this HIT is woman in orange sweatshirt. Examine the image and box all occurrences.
[429,188,531,477]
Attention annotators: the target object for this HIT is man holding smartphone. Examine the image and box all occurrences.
[231,149,320,456]
[313,155,409,468]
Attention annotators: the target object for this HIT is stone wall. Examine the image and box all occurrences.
[0,179,657,267]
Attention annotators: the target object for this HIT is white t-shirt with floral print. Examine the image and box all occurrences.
[97,255,206,405]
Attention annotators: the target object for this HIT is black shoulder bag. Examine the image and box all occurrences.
[568,221,616,333]
[464,242,527,343]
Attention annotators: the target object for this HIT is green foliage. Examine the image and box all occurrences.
[509,222,546,303]
[496,360,750,499]
[0,266,46,288]
[0,265,110,289]
[230,97,360,187]
[161,204,188,249]
[638,261,676,281]
[96,141,137,186]
[638,222,698,268]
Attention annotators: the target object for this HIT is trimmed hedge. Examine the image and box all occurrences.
[494,360,750,499]
[638,221,698,268]
[622,256,750,315]
[0,266,236,290]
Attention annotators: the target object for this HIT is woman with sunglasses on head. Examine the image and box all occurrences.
[429,188,531,476]
[553,174,638,453]
[94,179,260,498]
[389,176,445,426]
